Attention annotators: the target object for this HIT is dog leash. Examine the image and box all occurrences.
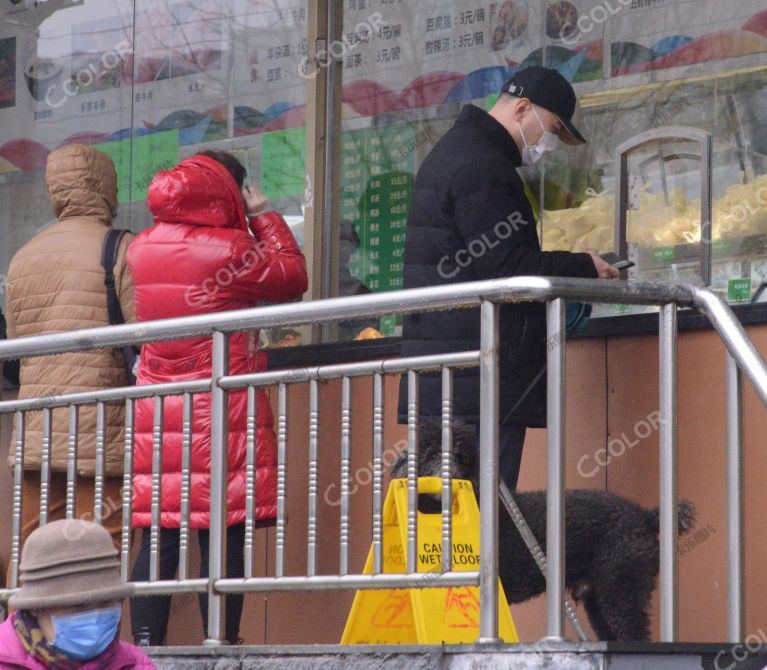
[499,482,589,642]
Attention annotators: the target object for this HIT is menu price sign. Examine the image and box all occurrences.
[233,0,309,113]
[342,125,414,336]
[258,122,415,337]
[261,127,306,201]
[728,278,751,302]
[96,129,179,204]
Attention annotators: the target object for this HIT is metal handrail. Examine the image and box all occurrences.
[692,287,767,405]
[0,277,697,359]
[0,276,763,646]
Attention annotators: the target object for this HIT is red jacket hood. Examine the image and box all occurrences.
[147,154,248,230]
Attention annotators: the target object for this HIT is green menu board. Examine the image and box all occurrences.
[96,130,179,204]
[341,126,414,312]
[261,127,306,200]
[259,123,415,337]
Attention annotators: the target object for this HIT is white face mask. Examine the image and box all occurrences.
[519,106,559,166]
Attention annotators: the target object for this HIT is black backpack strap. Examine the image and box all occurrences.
[101,229,137,383]
[0,308,19,387]
[102,228,129,326]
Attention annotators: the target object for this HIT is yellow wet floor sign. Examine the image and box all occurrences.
[342,477,518,644]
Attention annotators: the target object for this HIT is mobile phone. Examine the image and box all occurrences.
[612,259,635,270]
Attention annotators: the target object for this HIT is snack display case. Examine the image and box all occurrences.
[540,67,767,319]
[617,126,713,286]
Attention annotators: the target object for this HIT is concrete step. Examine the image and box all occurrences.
[148,641,767,669]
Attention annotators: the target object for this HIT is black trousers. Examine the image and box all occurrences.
[130,524,245,644]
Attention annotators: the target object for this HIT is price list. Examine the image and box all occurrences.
[341,125,414,334]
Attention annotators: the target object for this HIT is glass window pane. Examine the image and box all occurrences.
[0,0,309,346]
[0,0,135,284]
[334,1,543,341]
[131,0,309,346]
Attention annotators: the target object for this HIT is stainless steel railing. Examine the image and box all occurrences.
[0,276,764,645]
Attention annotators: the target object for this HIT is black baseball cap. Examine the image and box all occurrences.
[500,66,586,145]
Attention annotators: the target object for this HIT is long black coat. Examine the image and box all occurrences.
[397,104,597,428]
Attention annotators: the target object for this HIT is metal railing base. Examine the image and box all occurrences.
[202,639,225,648]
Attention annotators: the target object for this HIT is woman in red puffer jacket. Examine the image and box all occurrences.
[127,151,307,645]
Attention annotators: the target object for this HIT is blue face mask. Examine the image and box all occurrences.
[50,604,122,661]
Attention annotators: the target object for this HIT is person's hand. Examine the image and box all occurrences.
[242,185,271,217]
[588,252,620,279]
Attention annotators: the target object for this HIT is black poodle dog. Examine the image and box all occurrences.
[390,420,696,641]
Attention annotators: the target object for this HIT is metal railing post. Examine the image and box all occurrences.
[659,303,678,642]
[275,383,288,578]
[149,396,164,583]
[545,298,566,641]
[94,402,106,524]
[205,330,229,646]
[39,408,51,527]
[179,393,194,581]
[10,412,25,588]
[441,366,454,573]
[307,380,320,576]
[406,370,419,575]
[726,352,744,642]
[477,299,500,643]
[340,377,352,576]
[120,399,134,580]
[371,373,385,575]
[66,406,78,519]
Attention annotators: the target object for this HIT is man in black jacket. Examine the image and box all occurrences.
[398,66,618,490]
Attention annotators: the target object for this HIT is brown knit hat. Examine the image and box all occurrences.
[9,519,133,610]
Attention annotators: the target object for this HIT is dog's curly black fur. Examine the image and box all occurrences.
[391,420,696,641]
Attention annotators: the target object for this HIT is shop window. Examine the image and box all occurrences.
[333,1,539,341]
[1,0,766,341]
[0,0,309,346]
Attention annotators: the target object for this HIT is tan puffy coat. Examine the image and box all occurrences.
[5,144,135,476]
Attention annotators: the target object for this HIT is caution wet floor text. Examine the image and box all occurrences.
[342,477,518,644]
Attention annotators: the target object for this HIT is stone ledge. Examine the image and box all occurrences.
[147,642,767,670]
